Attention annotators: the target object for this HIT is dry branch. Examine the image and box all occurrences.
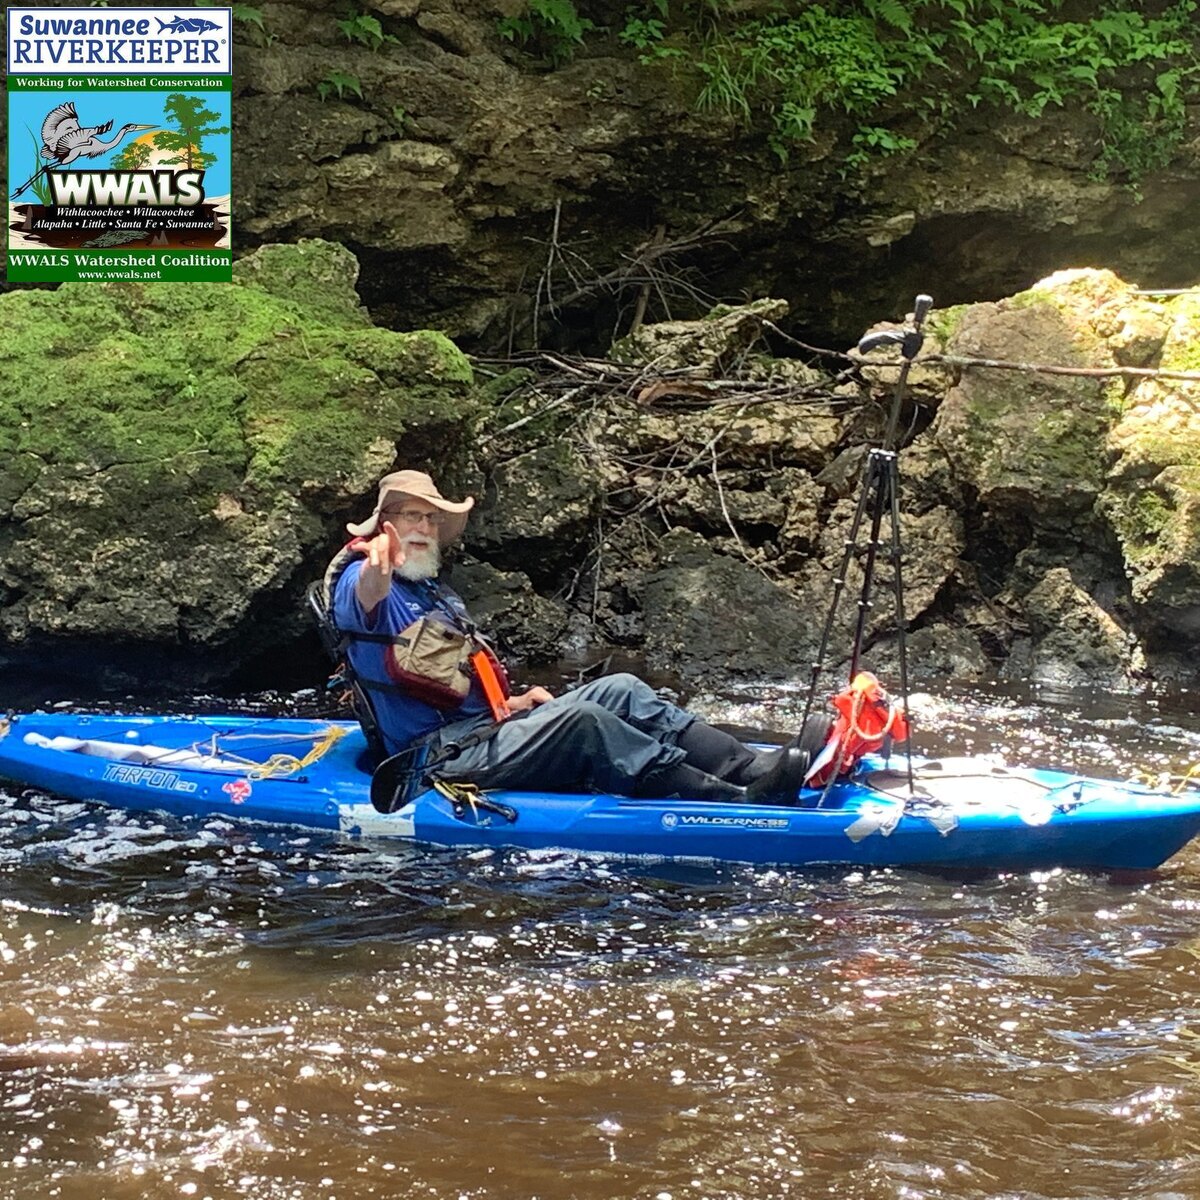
[472,351,848,415]
[508,215,733,346]
[924,352,1200,384]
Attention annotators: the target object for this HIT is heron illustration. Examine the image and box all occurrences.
[10,102,157,201]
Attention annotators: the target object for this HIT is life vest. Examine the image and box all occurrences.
[804,671,909,788]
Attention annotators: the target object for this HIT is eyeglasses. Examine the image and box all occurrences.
[381,508,447,529]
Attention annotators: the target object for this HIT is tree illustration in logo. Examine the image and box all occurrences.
[152,93,229,172]
[111,138,153,171]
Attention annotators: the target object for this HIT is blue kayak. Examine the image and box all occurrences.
[1,710,1198,871]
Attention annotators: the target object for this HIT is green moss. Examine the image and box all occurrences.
[231,239,370,329]
[346,327,474,388]
[0,286,255,490]
[0,240,476,521]
[1103,379,1130,416]
[1006,287,1056,312]
[1027,408,1108,489]
[1108,488,1172,558]
[926,303,969,345]
[237,327,475,490]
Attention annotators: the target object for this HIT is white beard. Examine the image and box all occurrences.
[395,537,441,581]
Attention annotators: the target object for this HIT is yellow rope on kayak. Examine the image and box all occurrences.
[1131,763,1200,794]
[1171,763,1200,795]
[433,779,484,812]
[242,724,350,781]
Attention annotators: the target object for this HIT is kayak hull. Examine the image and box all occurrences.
[1,712,1198,872]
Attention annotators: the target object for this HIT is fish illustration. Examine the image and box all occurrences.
[156,16,221,34]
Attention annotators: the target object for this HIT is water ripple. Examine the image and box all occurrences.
[1,682,1200,1198]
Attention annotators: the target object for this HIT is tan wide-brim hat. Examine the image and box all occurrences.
[346,470,474,543]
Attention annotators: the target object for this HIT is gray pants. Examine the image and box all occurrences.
[430,673,693,795]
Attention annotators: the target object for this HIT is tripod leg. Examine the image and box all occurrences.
[798,456,880,731]
[848,450,894,682]
[884,454,915,793]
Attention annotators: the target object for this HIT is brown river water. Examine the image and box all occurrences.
[3,678,1200,1200]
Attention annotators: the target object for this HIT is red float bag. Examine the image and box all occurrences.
[804,671,909,788]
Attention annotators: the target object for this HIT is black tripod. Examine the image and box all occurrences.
[800,294,933,799]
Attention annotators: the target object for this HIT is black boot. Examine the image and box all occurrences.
[676,720,771,785]
[743,746,809,804]
[632,758,746,801]
[742,714,838,805]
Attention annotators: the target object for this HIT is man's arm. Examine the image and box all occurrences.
[355,520,405,617]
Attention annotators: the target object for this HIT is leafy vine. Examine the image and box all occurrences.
[499,0,1200,182]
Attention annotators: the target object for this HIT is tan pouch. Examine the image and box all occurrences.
[384,616,474,710]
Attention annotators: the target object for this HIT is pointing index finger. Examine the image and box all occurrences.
[383,520,406,568]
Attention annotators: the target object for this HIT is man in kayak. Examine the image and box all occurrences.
[325,470,825,806]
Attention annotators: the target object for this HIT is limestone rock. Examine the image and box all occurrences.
[925,273,1120,530]
[642,530,819,682]
[1100,293,1200,637]
[790,499,966,652]
[611,299,789,372]
[467,442,603,587]
[1001,567,1137,688]
[443,558,569,663]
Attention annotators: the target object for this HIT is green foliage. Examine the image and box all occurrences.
[25,130,52,205]
[616,0,690,64]
[316,70,364,102]
[232,4,274,47]
[153,93,229,172]
[619,10,666,52]
[232,4,265,32]
[498,0,594,65]
[491,0,1198,181]
[111,138,153,172]
[337,10,396,51]
[574,0,1200,182]
[695,0,1200,176]
[1088,89,1185,197]
[841,125,917,175]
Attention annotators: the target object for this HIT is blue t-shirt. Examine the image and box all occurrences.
[332,561,491,754]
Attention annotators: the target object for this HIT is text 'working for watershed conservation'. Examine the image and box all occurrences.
[6,6,232,282]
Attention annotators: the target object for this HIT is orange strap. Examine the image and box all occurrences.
[471,650,511,722]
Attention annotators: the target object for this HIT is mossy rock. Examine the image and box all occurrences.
[231,239,371,329]
[925,270,1131,528]
[1101,290,1200,630]
[0,239,478,675]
